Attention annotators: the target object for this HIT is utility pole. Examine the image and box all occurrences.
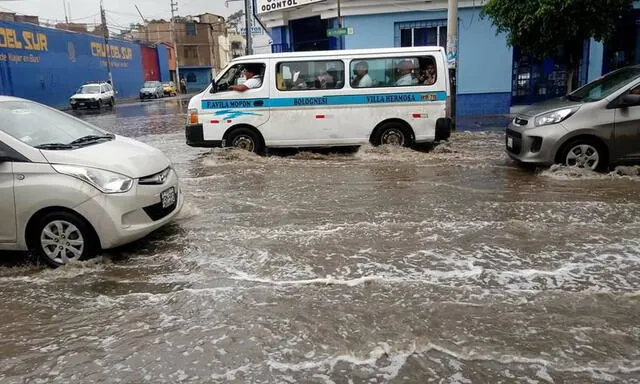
[63,0,69,24]
[171,0,181,84]
[447,0,458,129]
[135,5,149,42]
[100,0,114,88]
[244,0,253,55]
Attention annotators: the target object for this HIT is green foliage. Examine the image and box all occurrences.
[481,0,634,61]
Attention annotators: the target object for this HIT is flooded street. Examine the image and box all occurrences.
[1,98,639,383]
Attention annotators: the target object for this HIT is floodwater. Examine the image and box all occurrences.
[1,98,639,383]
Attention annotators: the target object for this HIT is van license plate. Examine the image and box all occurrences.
[161,187,176,208]
[507,137,513,149]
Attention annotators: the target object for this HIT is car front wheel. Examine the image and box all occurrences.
[30,211,98,268]
[559,138,607,172]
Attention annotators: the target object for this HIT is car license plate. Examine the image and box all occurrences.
[79,103,85,106]
[507,137,513,148]
[161,187,176,208]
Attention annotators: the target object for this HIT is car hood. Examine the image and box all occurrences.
[518,97,583,117]
[40,135,170,178]
[70,94,99,99]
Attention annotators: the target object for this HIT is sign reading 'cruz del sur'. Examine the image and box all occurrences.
[256,0,323,14]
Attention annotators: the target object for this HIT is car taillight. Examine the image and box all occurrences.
[188,109,199,124]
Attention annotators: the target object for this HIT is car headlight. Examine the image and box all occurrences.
[52,164,133,194]
[535,107,579,127]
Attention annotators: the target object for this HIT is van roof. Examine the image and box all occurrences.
[230,46,446,63]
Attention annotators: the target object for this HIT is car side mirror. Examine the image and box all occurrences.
[621,94,640,107]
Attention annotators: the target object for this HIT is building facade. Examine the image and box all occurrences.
[0,18,170,108]
[257,0,640,117]
[133,13,227,90]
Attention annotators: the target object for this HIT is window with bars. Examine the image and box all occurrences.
[395,20,447,49]
[186,23,197,36]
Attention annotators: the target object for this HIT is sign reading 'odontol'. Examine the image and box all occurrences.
[256,0,324,14]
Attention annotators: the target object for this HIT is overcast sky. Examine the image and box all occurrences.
[0,0,243,30]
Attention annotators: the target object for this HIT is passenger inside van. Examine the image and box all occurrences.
[417,58,437,85]
[352,61,374,88]
[395,60,417,86]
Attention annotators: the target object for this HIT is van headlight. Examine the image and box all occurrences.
[535,107,579,127]
[52,164,133,194]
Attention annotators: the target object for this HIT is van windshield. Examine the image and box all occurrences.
[568,67,640,102]
[0,100,112,149]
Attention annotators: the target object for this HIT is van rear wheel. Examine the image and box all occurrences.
[30,211,97,268]
[227,128,264,154]
[372,122,411,147]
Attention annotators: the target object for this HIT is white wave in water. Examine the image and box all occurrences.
[539,164,640,181]
[264,342,639,381]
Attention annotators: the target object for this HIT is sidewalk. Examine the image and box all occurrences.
[454,105,528,132]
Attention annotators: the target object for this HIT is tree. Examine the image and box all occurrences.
[226,10,244,33]
[481,0,634,92]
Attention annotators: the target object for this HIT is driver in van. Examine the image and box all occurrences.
[231,64,263,92]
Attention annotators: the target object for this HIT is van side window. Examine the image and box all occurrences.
[276,60,345,91]
[215,63,266,92]
[349,56,437,88]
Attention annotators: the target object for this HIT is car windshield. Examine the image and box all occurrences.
[144,82,158,88]
[163,82,174,87]
[568,67,640,102]
[78,85,101,94]
[0,100,111,148]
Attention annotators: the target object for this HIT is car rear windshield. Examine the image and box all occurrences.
[0,100,106,148]
[144,82,159,88]
[569,67,640,102]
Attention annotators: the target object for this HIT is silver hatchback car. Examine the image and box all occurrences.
[506,65,640,171]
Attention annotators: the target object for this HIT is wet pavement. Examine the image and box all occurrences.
[1,97,639,383]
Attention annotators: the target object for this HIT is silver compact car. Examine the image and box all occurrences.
[506,65,640,171]
[0,96,183,267]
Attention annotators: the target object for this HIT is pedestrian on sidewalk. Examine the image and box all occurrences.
[180,77,187,94]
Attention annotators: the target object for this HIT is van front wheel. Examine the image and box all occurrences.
[372,123,411,147]
[227,128,264,154]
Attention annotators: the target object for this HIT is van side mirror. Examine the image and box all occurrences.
[621,94,640,107]
[209,80,217,94]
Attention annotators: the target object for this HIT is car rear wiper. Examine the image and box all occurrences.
[35,143,75,150]
[69,134,114,145]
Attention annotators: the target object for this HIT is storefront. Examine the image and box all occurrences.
[256,0,640,116]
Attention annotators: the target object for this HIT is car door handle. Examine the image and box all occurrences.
[254,100,264,107]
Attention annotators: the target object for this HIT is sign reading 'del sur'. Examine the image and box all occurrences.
[256,0,324,14]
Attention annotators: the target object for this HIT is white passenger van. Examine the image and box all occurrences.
[186,47,452,153]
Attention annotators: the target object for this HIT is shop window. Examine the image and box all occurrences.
[348,56,438,88]
[276,60,345,91]
[395,20,447,49]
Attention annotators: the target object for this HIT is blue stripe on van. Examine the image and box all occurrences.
[201,91,446,110]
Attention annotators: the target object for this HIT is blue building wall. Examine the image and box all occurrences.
[180,66,211,92]
[157,44,170,82]
[0,20,145,108]
[342,8,513,116]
